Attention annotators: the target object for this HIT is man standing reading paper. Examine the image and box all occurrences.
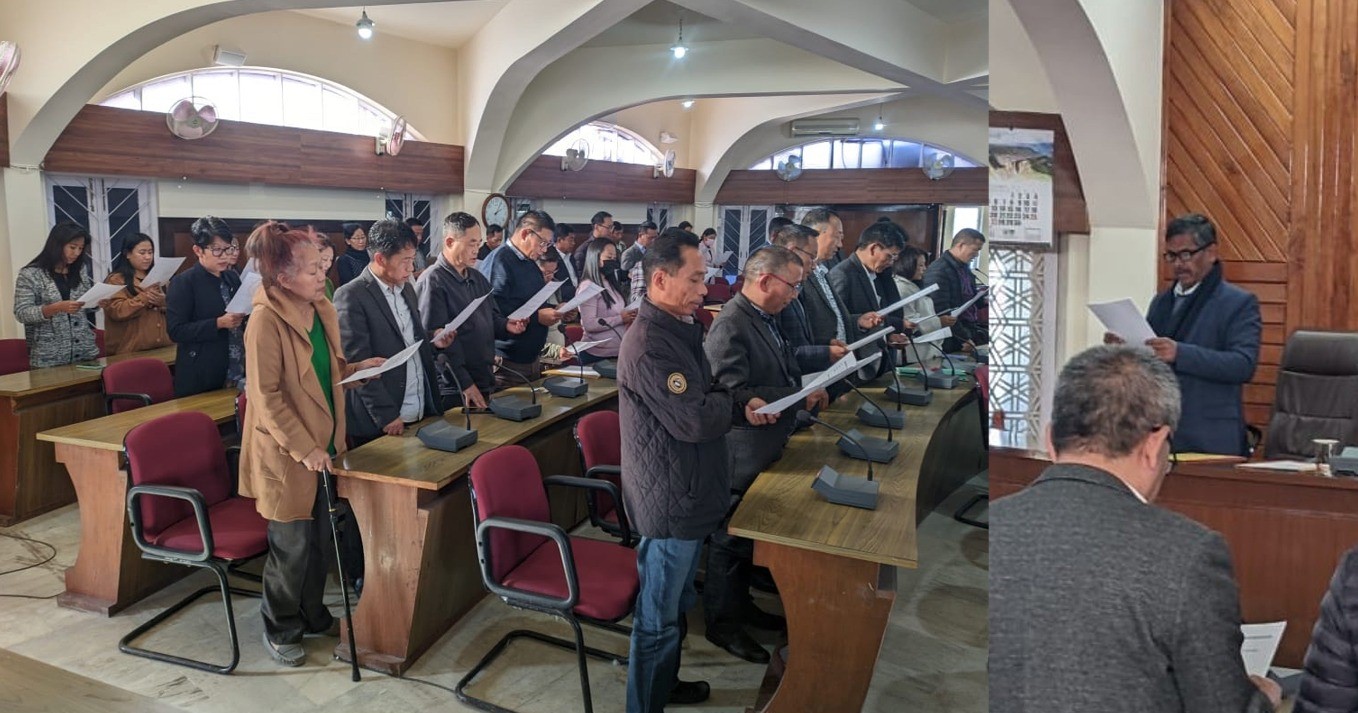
[1105,213,1261,456]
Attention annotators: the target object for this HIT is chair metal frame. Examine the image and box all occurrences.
[571,414,634,546]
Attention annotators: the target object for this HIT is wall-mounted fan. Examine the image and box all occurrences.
[166,97,219,140]
[377,115,407,156]
[924,152,956,180]
[653,149,676,179]
[776,155,803,182]
[561,139,590,171]
[0,42,19,97]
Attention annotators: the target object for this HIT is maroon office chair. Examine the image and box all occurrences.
[120,411,268,674]
[693,306,714,331]
[0,339,29,375]
[704,281,731,304]
[458,445,638,713]
[572,411,632,545]
[564,324,584,345]
[94,328,106,357]
[102,357,174,414]
[954,363,989,529]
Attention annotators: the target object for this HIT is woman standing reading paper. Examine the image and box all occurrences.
[12,222,99,368]
[103,233,173,355]
[237,223,383,667]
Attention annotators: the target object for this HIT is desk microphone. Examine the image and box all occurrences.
[544,340,590,398]
[887,332,933,406]
[847,380,904,432]
[420,356,479,452]
[593,318,623,379]
[796,410,879,510]
[922,342,962,389]
[489,362,542,421]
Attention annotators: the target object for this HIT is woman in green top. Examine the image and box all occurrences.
[315,233,337,300]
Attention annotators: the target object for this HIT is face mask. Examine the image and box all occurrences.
[602,259,622,275]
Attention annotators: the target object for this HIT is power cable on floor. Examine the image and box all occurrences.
[0,531,62,599]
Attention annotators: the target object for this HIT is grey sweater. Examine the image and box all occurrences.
[13,265,99,368]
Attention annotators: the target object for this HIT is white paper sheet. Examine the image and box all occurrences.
[507,280,565,321]
[1089,298,1157,345]
[546,366,601,379]
[225,271,263,314]
[717,250,733,264]
[555,282,606,314]
[241,258,257,279]
[434,294,488,340]
[340,339,424,385]
[877,283,939,316]
[136,257,187,289]
[75,282,126,308]
[915,326,953,344]
[1240,621,1286,677]
[705,266,724,281]
[949,287,988,317]
[565,338,614,356]
[759,352,883,414]
[624,298,643,312]
[847,327,895,351]
[1236,460,1317,472]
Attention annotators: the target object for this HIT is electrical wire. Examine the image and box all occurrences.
[0,531,62,599]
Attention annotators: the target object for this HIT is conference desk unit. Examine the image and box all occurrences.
[991,434,1358,668]
[35,389,239,615]
[0,346,176,526]
[728,377,985,713]
[333,382,618,675]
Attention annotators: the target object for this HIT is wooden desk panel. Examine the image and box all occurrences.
[35,389,237,615]
[0,347,176,525]
[991,446,1358,668]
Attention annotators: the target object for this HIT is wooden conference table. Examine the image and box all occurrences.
[991,434,1358,668]
[36,389,239,614]
[0,346,176,526]
[729,375,985,713]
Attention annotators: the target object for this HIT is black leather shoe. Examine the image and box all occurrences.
[706,628,771,664]
[668,679,711,705]
[743,605,787,632]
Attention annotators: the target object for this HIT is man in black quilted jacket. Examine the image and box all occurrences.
[619,230,774,713]
[1296,545,1358,713]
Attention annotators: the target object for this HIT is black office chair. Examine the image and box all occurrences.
[1262,330,1358,459]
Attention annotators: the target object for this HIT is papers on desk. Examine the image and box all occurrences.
[950,287,988,317]
[1089,298,1157,345]
[339,339,423,384]
[507,280,565,321]
[225,271,263,314]
[767,352,883,413]
[1236,460,1317,473]
[434,294,488,341]
[555,282,605,314]
[75,282,125,308]
[847,327,895,351]
[877,283,938,316]
[1240,621,1286,677]
[137,257,186,289]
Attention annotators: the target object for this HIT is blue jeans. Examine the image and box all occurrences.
[626,536,704,713]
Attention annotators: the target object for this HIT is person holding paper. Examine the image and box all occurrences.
[1107,214,1262,457]
[167,216,247,396]
[578,238,636,364]
[417,213,527,411]
[12,222,99,368]
[802,207,846,270]
[536,249,570,363]
[478,210,564,383]
[621,220,657,273]
[922,228,988,352]
[551,222,580,304]
[990,345,1280,713]
[770,222,854,385]
[102,233,173,355]
[334,218,451,445]
[335,222,369,287]
[698,227,723,276]
[705,246,825,664]
[829,220,912,371]
[572,211,614,278]
[1295,545,1358,712]
[239,223,383,667]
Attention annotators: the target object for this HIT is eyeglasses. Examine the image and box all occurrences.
[767,273,803,294]
[1162,243,1213,263]
[524,228,552,245]
[205,243,241,258]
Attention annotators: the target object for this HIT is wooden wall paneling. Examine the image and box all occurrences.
[44,105,464,195]
[0,94,9,168]
[987,111,1089,235]
[505,155,696,204]
[714,167,985,207]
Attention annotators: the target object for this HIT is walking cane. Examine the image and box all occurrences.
[321,467,361,682]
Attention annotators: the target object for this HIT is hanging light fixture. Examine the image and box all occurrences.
[356,9,375,40]
[873,105,885,131]
[671,17,689,59]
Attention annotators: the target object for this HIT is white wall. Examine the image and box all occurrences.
[989,0,1058,113]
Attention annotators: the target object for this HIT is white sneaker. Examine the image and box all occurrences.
[262,632,305,667]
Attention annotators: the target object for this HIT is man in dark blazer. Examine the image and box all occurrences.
[829,219,913,370]
[551,223,579,304]
[769,222,848,378]
[922,228,988,349]
[620,220,657,273]
[704,246,829,665]
[1107,213,1261,457]
[334,219,450,445]
[990,345,1280,713]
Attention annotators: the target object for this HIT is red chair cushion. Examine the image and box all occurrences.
[564,324,584,346]
[470,446,552,582]
[125,412,233,538]
[576,411,622,517]
[152,497,269,560]
[502,536,639,620]
[103,357,174,413]
[0,340,28,376]
[693,307,714,330]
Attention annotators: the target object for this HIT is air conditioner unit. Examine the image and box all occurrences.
[212,46,247,67]
[790,118,861,137]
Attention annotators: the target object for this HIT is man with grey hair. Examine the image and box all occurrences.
[704,245,828,664]
[801,207,844,269]
[769,222,853,389]
[990,345,1281,713]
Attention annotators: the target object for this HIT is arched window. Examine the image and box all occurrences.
[544,122,664,166]
[748,138,977,170]
[99,67,424,140]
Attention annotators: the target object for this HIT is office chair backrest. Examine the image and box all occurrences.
[469,445,551,582]
[1265,330,1358,458]
[0,340,29,376]
[124,411,232,540]
[103,357,174,413]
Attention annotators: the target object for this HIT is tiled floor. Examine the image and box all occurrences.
[0,479,988,712]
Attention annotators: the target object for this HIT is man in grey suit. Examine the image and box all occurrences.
[990,345,1281,713]
[620,220,657,273]
[334,219,454,445]
[704,246,828,664]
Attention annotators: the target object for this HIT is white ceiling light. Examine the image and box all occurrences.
[681,99,694,109]
[356,9,375,40]
[671,17,689,59]
[873,105,885,131]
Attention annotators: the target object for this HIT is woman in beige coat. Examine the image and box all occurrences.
[238,223,383,667]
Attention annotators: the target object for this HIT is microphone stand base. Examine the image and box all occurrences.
[885,382,932,406]
[543,376,589,398]
[926,372,960,389]
[417,422,479,452]
[856,403,906,430]
[837,430,899,463]
[489,397,542,422]
[812,465,879,509]
[593,360,618,379]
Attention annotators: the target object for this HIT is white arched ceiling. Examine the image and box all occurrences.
[1007,0,1160,229]
[492,39,901,189]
